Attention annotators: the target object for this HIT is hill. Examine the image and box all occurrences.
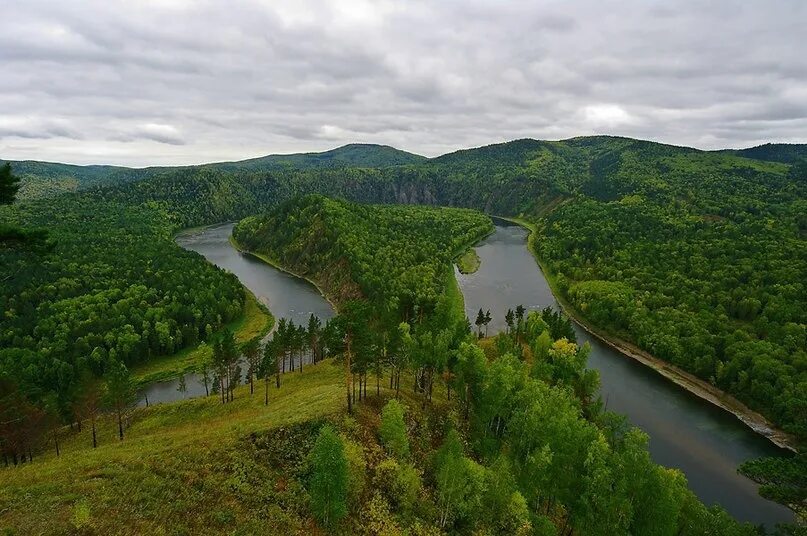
[724,143,807,164]
[214,143,427,171]
[3,143,426,199]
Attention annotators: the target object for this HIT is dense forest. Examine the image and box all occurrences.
[233,195,492,316]
[1,136,805,532]
[228,198,763,534]
[64,137,807,446]
[0,196,245,445]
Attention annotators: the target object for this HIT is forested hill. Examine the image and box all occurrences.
[233,195,492,314]
[212,143,426,171]
[4,143,425,199]
[724,143,807,164]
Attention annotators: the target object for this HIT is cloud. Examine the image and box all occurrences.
[0,0,804,166]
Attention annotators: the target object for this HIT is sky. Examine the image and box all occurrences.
[1,0,806,167]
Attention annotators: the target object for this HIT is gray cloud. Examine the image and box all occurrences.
[0,0,805,166]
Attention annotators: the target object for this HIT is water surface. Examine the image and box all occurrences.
[139,223,334,405]
[455,221,793,527]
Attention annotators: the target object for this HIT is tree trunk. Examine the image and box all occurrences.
[145,393,149,407]
[299,350,303,373]
[250,374,254,395]
[53,429,60,457]
[91,418,98,448]
[345,338,353,414]
[117,409,124,440]
[264,378,269,406]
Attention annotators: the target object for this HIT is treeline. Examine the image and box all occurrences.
[0,196,244,461]
[272,302,763,534]
[233,195,493,317]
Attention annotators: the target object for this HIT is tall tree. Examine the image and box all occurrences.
[0,163,20,205]
[259,338,280,404]
[309,425,349,529]
[475,309,485,338]
[515,305,526,343]
[242,338,260,395]
[379,399,409,459]
[297,323,307,372]
[505,309,515,336]
[103,360,136,441]
[307,314,322,363]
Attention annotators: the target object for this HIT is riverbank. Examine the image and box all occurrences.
[228,234,340,313]
[133,288,273,386]
[501,216,799,453]
[456,248,481,274]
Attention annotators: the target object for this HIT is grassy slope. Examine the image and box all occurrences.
[132,288,273,385]
[0,360,343,534]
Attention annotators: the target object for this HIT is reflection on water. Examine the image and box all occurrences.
[139,223,334,406]
[455,222,793,527]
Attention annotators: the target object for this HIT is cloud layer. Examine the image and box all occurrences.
[1,0,805,166]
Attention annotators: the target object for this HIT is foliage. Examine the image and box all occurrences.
[309,424,350,529]
[233,194,493,317]
[379,399,409,459]
[0,197,244,425]
[0,163,20,205]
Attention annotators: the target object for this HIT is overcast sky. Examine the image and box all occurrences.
[1,0,806,167]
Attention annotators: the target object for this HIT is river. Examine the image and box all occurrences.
[455,221,793,527]
[145,220,792,526]
[139,223,334,406]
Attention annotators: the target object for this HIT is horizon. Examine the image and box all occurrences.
[2,1,806,167]
[2,134,801,170]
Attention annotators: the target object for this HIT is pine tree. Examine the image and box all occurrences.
[475,308,485,338]
[103,360,136,441]
[0,163,20,205]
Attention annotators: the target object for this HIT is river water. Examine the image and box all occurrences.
[139,223,334,406]
[143,220,792,526]
[455,221,793,527]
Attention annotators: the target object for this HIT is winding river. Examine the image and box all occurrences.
[145,220,792,527]
[455,221,793,527]
[139,223,334,405]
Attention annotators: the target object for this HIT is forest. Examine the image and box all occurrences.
[1,136,805,532]
[233,195,493,317]
[223,198,763,534]
[0,194,245,451]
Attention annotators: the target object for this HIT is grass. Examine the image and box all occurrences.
[456,248,481,274]
[0,359,344,534]
[132,288,273,386]
[444,268,467,324]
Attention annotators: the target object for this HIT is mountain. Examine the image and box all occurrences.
[211,143,427,171]
[2,143,426,199]
[723,143,807,164]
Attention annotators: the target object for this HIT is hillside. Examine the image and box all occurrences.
[725,143,807,165]
[233,194,492,313]
[2,136,805,532]
[4,143,425,200]
[214,143,427,171]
